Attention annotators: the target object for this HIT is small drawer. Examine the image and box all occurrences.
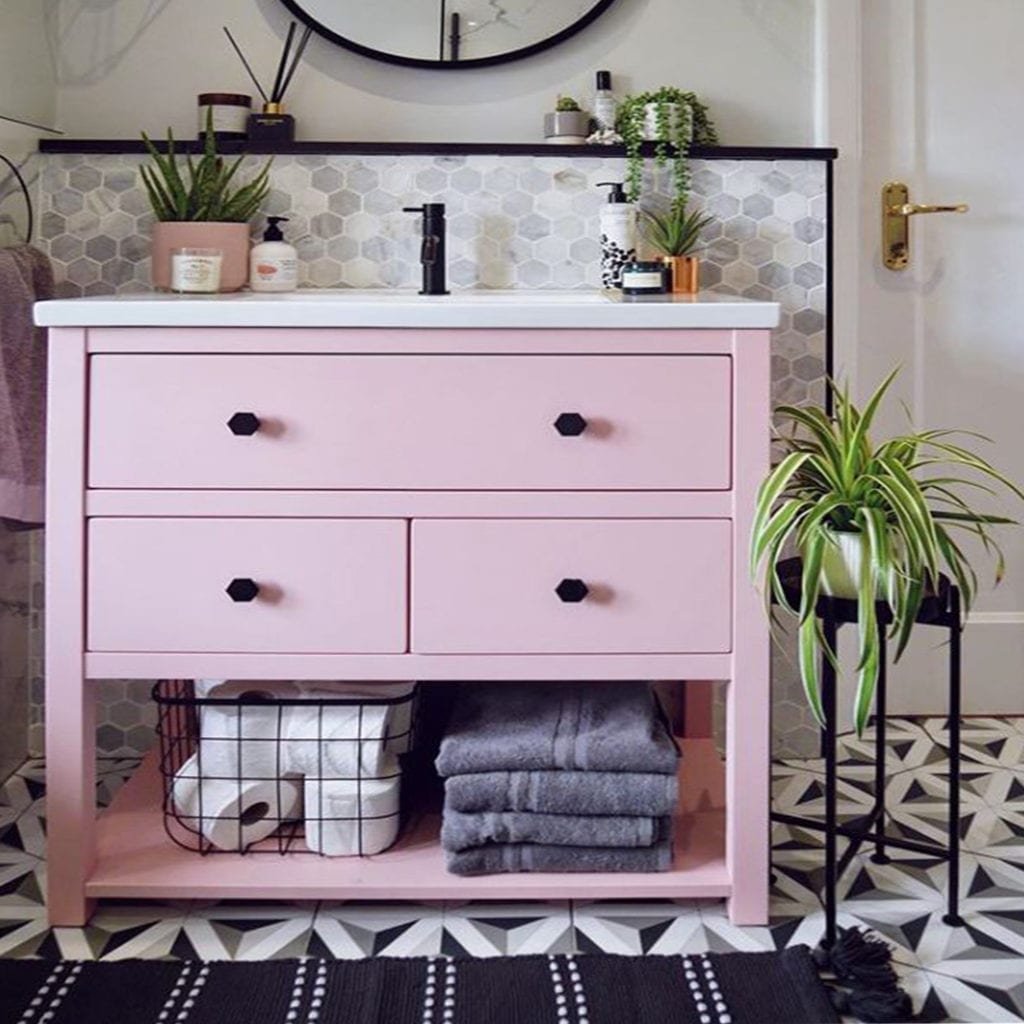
[87,518,407,653]
[411,519,732,654]
[88,354,731,491]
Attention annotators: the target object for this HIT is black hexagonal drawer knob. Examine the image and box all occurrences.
[554,412,587,437]
[555,578,589,603]
[227,412,261,436]
[226,577,260,603]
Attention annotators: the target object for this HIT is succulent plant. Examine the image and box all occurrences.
[555,95,583,113]
[640,202,713,256]
[140,110,272,223]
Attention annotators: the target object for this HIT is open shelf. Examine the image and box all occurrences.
[87,738,730,902]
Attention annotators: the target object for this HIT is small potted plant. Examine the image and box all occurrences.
[616,87,718,207]
[543,95,591,144]
[750,369,1022,734]
[141,112,272,291]
[640,202,713,293]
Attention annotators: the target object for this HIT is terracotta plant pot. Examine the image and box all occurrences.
[662,255,699,294]
[150,221,251,291]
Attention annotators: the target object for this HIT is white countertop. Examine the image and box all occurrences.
[34,289,780,329]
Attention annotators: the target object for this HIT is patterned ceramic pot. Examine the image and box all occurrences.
[150,221,250,291]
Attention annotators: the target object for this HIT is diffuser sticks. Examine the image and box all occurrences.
[223,21,313,142]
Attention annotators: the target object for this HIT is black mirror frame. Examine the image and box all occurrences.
[278,0,619,70]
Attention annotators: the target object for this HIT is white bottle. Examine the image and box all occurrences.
[596,182,637,289]
[594,70,617,131]
[249,216,298,292]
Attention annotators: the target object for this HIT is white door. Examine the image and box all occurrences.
[827,0,1024,716]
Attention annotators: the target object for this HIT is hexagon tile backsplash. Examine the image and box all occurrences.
[24,150,828,759]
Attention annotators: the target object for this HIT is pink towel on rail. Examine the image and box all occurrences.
[0,244,53,525]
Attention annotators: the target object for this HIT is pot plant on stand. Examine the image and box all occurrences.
[750,368,1023,734]
[639,202,713,293]
[616,87,718,207]
[141,114,272,291]
[543,95,591,144]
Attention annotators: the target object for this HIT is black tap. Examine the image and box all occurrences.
[403,203,449,295]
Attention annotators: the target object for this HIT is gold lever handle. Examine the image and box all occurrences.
[889,202,969,216]
[882,181,969,270]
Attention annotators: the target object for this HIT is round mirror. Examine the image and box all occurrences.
[279,0,619,69]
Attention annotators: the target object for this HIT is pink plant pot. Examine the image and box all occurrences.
[150,221,251,292]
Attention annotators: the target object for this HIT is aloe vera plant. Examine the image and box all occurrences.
[639,203,713,256]
[750,369,1023,734]
[140,112,271,222]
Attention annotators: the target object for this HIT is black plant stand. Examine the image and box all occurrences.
[770,558,965,949]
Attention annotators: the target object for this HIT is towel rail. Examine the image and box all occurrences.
[0,151,33,245]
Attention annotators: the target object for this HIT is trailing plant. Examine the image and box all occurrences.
[640,202,713,257]
[616,87,718,211]
[554,95,583,112]
[140,111,272,222]
[750,369,1023,735]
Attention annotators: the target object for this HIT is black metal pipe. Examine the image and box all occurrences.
[872,619,890,863]
[773,812,959,859]
[944,586,965,926]
[450,12,461,62]
[823,607,838,948]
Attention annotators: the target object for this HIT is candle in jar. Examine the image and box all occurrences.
[170,248,223,293]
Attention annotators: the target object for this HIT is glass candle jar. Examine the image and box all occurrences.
[170,248,224,293]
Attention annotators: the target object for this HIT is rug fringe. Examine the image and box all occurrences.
[813,927,914,1023]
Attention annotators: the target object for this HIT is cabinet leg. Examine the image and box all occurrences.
[45,684,96,927]
[943,588,965,927]
[871,624,890,864]
[822,610,838,950]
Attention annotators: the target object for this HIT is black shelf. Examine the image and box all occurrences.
[38,139,838,160]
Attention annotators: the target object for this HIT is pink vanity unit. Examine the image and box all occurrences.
[35,290,778,926]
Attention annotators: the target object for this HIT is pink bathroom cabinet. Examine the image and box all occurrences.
[37,297,774,927]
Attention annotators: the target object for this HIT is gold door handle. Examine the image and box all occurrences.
[883,181,969,270]
[888,202,970,216]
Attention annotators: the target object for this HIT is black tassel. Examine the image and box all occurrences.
[829,984,915,1022]
[822,926,899,989]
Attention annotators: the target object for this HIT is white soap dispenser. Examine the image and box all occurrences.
[596,181,637,289]
[250,216,298,292]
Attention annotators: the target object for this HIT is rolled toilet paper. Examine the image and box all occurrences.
[303,772,402,856]
[293,681,416,755]
[193,680,300,781]
[285,701,391,780]
[173,753,303,851]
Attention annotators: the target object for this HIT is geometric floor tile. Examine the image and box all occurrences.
[1,720,1023,1022]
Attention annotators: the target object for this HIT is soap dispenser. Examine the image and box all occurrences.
[250,216,298,292]
[596,182,637,289]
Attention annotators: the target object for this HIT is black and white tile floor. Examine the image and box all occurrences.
[1,717,1022,1023]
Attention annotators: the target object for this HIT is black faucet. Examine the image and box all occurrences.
[403,203,449,295]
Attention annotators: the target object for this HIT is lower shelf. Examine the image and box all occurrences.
[87,739,730,902]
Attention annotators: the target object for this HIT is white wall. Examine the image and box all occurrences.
[0,0,57,142]
[48,0,816,144]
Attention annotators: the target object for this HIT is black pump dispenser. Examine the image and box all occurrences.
[262,216,289,241]
[597,181,628,204]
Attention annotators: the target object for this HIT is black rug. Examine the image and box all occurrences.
[0,950,839,1023]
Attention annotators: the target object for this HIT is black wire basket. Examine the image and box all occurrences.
[153,679,417,857]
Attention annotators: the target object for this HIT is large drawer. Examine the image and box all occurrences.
[87,518,407,653]
[411,519,732,654]
[88,354,732,490]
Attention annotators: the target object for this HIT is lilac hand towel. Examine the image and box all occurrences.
[0,245,53,524]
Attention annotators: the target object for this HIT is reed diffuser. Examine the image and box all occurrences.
[223,21,313,143]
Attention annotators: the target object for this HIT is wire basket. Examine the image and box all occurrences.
[153,679,417,857]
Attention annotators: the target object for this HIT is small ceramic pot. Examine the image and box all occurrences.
[150,221,250,291]
[543,110,591,144]
[661,255,699,294]
[642,102,693,143]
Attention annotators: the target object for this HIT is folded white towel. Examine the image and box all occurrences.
[303,771,401,856]
[172,753,302,851]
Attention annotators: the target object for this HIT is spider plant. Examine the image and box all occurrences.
[640,203,713,256]
[140,110,272,222]
[750,368,1023,735]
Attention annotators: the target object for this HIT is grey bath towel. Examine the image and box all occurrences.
[435,682,679,777]
[0,245,52,525]
[447,840,674,875]
[445,770,678,817]
[441,810,671,852]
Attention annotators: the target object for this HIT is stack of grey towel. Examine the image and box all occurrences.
[435,682,680,875]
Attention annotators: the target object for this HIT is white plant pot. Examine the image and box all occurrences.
[820,530,891,599]
[642,102,693,143]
